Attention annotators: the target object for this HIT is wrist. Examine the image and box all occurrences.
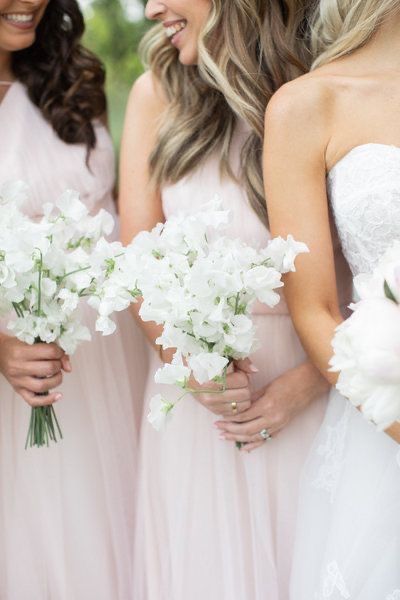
[302,361,330,398]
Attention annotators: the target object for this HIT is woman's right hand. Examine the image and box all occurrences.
[187,360,256,417]
[0,333,71,406]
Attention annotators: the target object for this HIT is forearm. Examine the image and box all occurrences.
[292,360,331,403]
[128,300,174,363]
[291,305,343,385]
[129,299,162,349]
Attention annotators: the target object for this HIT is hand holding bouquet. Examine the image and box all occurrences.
[121,198,309,430]
[0,182,133,448]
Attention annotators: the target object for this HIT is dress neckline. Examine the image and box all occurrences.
[328,143,400,178]
[0,80,18,108]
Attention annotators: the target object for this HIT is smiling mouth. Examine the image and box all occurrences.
[165,20,187,40]
[1,12,35,25]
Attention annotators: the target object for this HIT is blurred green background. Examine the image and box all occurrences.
[80,0,151,153]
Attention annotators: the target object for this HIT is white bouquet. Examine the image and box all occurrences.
[122,198,309,430]
[0,181,133,448]
[330,241,400,430]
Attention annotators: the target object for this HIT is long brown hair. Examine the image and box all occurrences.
[12,0,106,151]
[141,0,312,225]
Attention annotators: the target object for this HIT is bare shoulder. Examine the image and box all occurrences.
[265,72,338,143]
[126,71,168,120]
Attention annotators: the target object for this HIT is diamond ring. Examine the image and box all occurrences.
[260,428,272,441]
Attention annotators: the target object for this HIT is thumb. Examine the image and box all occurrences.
[234,357,259,375]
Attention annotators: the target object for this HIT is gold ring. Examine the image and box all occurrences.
[231,401,238,414]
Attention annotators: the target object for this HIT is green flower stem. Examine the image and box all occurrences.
[24,338,64,449]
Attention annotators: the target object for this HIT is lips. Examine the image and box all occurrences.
[1,12,35,29]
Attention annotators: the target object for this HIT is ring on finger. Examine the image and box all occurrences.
[259,428,272,441]
[231,401,238,415]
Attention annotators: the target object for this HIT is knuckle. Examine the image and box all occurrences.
[47,361,60,377]
[8,363,20,378]
[11,346,23,361]
[272,412,284,426]
[48,344,62,359]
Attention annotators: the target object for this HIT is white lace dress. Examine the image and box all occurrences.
[290,144,400,599]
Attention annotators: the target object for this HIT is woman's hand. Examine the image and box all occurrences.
[0,333,72,407]
[188,359,258,417]
[215,362,329,451]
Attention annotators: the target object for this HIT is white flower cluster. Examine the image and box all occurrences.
[125,198,309,430]
[330,241,400,430]
[0,181,130,354]
[0,181,140,448]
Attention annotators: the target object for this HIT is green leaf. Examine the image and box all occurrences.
[384,280,399,304]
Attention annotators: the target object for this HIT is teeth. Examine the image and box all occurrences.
[2,13,34,23]
[165,21,187,39]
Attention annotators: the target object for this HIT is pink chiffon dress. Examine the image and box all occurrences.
[132,125,353,599]
[0,81,147,600]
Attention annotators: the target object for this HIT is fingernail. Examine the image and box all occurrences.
[214,422,222,429]
[219,433,226,440]
[55,394,62,402]
[249,364,259,373]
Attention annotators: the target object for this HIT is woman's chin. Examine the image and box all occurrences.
[1,33,36,53]
[177,46,198,67]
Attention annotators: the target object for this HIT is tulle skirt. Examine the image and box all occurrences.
[133,314,329,600]
[290,389,400,599]
[0,308,148,600]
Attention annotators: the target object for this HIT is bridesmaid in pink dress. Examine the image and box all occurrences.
[0,1,147,598]
[119,1,351,599]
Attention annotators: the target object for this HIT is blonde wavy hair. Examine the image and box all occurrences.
[140,0,312,225]
[311,0,400,68]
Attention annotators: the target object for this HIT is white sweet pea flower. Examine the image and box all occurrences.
[244,265,283,306]
[139,294,175,324]
[79,209,115,239]
[188,352,229,385]
[155,353,191,386]
[95,315,117,336]
[57,288,79,312]
[147,394,175,431]
[264,235,309,273]
[41,277,57,298]
[56,190,88,221]
[224,314,255,356]
[59,322,91,354]
[0,180,28,208]
[196,196,230,230]
[156,324,200,356]
[0,263,16,289]
[8,314,60,345]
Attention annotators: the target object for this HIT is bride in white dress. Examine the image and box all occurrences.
[263,0,400,597]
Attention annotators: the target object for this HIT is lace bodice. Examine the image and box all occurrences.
[328,144,400,275]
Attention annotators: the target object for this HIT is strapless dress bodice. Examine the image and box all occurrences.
[328,143,400,276]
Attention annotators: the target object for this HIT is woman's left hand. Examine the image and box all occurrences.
[215,361,329,452]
